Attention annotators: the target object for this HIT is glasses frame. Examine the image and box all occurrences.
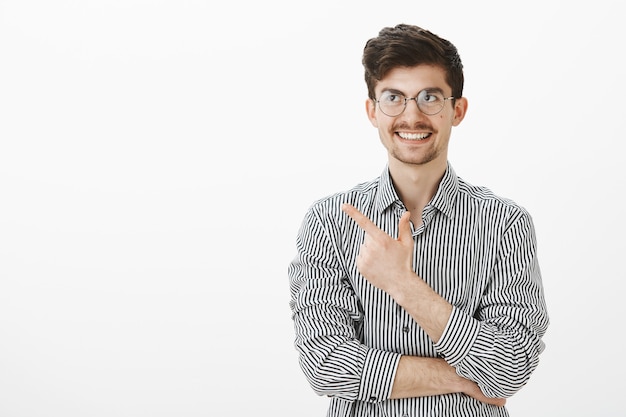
[374,89,456,117]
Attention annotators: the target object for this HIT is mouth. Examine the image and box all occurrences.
[397,132,431,141]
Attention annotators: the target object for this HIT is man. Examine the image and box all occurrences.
[288,24,549,416]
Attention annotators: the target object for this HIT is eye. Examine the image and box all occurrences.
[381,92,403,104]
[419,90,443,104]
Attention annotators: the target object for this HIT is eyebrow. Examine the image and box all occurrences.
[381,87,446,96]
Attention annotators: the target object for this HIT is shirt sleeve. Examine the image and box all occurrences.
[433,208,549,398]
[288,205,401,402]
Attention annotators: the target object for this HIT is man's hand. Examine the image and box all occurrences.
[462,380,507,407]
[341,203,414,297]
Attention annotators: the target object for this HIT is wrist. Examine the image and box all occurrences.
[389,271,421,307]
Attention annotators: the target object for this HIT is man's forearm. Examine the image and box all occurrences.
[390,356,464,398]
[390,272,452,343]
[391,356,505,407]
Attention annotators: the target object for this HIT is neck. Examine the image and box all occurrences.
[388,158,447,217]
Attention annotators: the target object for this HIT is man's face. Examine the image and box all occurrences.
[366,65,467,168]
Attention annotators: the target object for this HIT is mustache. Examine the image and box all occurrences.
[393,122,434,131]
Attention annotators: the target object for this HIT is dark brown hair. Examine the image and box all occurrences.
[362,24,464,100]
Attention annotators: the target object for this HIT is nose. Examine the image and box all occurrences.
[404,97,424,117]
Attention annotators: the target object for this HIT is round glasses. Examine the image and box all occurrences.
[374,89,455,117]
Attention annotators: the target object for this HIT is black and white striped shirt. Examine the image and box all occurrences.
[288,162,549,417]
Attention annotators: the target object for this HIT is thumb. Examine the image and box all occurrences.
[398,211,413,242]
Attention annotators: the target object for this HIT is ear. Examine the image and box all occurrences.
[365,98,379,127]
[451,97,468,126]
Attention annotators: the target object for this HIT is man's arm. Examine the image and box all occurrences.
[391,356,505,406]
[340,204,453,342]
[341,203,548,399]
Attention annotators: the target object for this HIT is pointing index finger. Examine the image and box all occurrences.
[341,203,386,238]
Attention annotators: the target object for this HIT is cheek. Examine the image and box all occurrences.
[439,112,456,124]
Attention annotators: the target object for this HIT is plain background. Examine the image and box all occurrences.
[1,0,624,416]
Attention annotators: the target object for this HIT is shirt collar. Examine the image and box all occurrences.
[374,162,459,219]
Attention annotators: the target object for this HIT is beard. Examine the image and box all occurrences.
[390,145,441,166]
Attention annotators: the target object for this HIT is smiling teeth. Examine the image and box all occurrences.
[399,132,429,140]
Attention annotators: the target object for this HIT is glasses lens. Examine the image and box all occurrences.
[378,91,405,116]
[417,90,445,115]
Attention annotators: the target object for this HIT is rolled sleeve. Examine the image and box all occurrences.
[434,306,481,365]
[357,349,402,402]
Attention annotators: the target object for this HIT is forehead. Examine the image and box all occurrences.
[376,65,449,94]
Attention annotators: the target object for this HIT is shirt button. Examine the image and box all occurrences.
[402,326,410,333]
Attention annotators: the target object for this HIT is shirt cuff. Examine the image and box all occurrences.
[434,305,481,366]
[357,349,402,403]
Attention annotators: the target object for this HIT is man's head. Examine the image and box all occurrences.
[362,24,464,101]
[362,24,468,169]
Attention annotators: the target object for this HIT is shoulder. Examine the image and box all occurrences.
[294,176,380,244]
[307,176,380,217]
[456,176,533,225]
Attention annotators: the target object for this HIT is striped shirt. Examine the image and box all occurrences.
[288,162,549,417]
